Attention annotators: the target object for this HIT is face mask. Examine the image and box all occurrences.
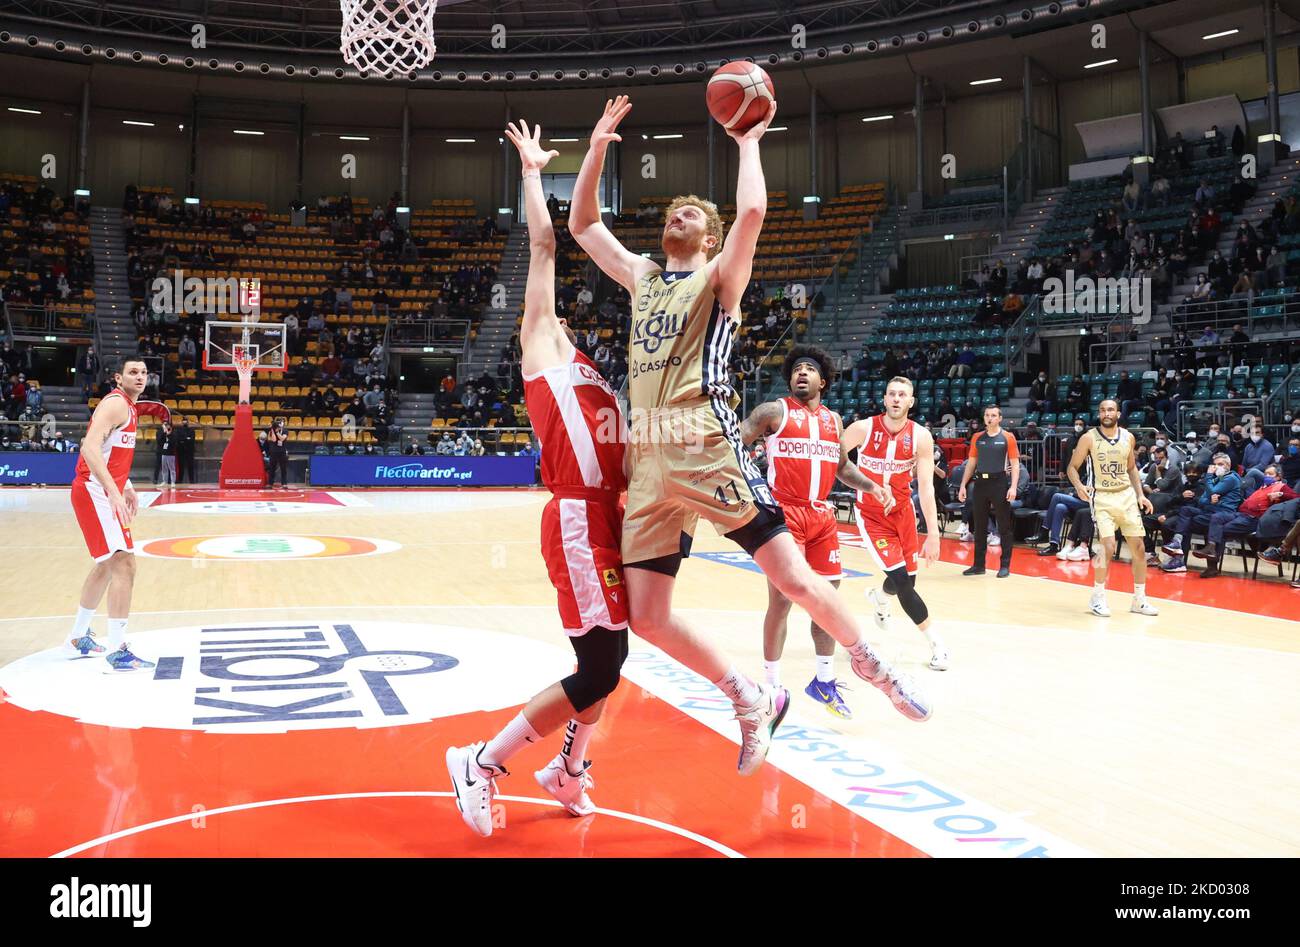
[1292,426,1300,434]
[1208,430,1220,438]
[1075,426,1084,434]
[1251,434,1262,443]
[1290,446,1299,456]
[1155,439,1166,448]
[1263,476,1277,486]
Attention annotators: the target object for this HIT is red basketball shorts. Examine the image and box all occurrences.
[70,477,134,562]
[783,503,842,579]
[854,502,918,575]
[540,496,629,637]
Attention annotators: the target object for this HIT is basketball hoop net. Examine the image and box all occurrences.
[233,345,258,404]
[340,0,438,77]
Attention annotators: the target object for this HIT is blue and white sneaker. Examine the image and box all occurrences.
[68,633,105,656]
[805,678,852,719]
[1161,556,1188,574]
[104,644,156,672]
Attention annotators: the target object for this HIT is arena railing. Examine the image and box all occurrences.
[2,304,96,345]
[1002,292,1043,376]
[1175,398,1266,439]
[1168,292,1300,335]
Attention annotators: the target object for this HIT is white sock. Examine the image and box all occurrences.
[561,719,597,776]
[480,711,542,771]
[1133,583,1146,602]
[107,618,128,651]
[71,605,96,639]
[714,666,762,707]
[924,626,947,654]
[763,659,781,686]
[814,655,834,683]
[1092,582,1106,599]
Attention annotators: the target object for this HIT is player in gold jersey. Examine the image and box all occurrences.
[570,96,930,779]
[1066,399,1160,618]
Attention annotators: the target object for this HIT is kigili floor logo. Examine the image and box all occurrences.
[138,534,400,560]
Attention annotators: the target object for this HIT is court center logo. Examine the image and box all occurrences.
[0,621,576,733]
[138,534,399,560]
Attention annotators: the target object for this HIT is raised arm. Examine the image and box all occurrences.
[570,96,656,294]
[505,120,569,375]
[738,398,783,445]
[708,100,778,314]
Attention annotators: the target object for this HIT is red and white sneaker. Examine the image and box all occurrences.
[534,755,597,817]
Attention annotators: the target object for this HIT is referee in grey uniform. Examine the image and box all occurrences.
[957,404,1020,577]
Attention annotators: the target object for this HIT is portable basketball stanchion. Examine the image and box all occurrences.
[218,347,268,489]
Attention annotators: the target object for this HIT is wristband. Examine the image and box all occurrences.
[522,169,541,181]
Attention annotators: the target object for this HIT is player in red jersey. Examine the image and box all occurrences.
[740,345,895,718]
[446,120,630,837]
[66,357,157,671]
[842,376,948,671]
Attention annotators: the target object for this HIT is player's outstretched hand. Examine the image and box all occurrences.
[921,534,941,565]
[727,99,778,144]
[504,120,560,171]
[591,95,632,148]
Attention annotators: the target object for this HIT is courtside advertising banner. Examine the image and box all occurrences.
[0,453,79,485]
[310,455,537,487]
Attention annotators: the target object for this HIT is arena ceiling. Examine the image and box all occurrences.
[0,0,1297,122]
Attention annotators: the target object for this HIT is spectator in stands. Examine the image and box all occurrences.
[1242,426,1276,479]
[1207,124,1224,158]
[1150,173,1171,208]
[334,285,353,316]
[1160,451,1242,572]
[1228,323,1250,345]
[78,346,99,399]
[405,437,425,456]
[178,335,197,370]
[988,260,1007,295]
[1194,465,1296,577]
[1063,378,1086,416]
[1143,444,1185,511]
[1116,371,1142,419]
[1122,179,1141,213]
[999,291,1023,323]
[322,385,340,413]
[1027,371,1053,415]
[1195,178,1215,207]
[1282,435,1300,488]
[436,431,455,455]
[320,351,342,382]
[949,343,976,379]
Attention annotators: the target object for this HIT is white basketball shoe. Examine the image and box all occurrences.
[445,742,503,837]
[534,755,597,817]
[734,683,790,776]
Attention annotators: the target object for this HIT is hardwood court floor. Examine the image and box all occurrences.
[1,486,1296,858]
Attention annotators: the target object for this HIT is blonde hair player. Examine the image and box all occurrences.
[841,377,949,671]
[445,119,632,837]
[1065,398,1160,618]
[570,95,931,779]
[739,345,897,719]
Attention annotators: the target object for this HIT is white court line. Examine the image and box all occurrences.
[49,791,744,859]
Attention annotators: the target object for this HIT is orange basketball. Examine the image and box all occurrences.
[707,62,776,133]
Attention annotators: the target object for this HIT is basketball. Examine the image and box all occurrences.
[707,62,776,133]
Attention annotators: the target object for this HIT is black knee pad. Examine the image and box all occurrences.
[560,626,629,713]
[887,569,930,626]
[881,572,898,596]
